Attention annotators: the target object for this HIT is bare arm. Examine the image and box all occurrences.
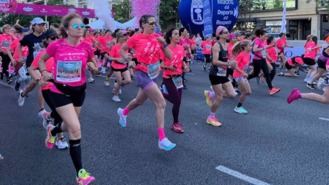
[212,43,229,67]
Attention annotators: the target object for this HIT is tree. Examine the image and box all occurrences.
[306,0,329,9]
[159,0,179,31]
[112,0,131,23]
[235,0,256,31]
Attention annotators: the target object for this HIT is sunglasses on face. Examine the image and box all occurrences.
[71,23,86,30]
[221,31,229,34]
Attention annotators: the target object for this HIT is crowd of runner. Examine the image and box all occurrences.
[0,13,328,184]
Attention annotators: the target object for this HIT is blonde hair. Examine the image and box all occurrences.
[232,40,251,56]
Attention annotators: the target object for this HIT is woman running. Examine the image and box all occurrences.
[161,28,189,133]
[38,13,97,184]
[29,29,69,150]
[232,40,252,114]
[287,58,329,105]
[117,15,176,151]
[247,29,280,95]
[201,36,212,71]
[266,36,278,81]
[303,35,321,89]
[307,34,329,87]
[108,30,132,102]
[0,24,15,83]
[204,26,237,126]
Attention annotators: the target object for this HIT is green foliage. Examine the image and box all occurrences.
[159,0,179,31]
[112,0,132,23]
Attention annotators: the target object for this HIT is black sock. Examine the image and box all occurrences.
[69,139,83,176]
[51,125,62,136]
[237,102,242,107]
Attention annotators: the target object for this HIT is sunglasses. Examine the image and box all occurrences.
[221,31,229,34]
[147,22,156,26]
[71,23,86,30]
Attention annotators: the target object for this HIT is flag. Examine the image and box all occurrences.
[280,0,287,33]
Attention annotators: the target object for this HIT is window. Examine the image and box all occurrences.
[245,0,297,11]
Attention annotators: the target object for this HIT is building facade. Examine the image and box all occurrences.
[240,0,329,40]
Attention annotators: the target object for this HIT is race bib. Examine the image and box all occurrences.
[147,61,160,80]
[216,67,227,77]
[1,41,10,48]
[56,60,82,83]
[172,76,183,89]
[261,49,267,58]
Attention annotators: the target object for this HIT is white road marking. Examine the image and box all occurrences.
[216,165,271,185]
[319,117,329,122]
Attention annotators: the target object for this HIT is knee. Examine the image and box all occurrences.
[68,124,81,138]
[155,98,166,110]
[123,79,132,84]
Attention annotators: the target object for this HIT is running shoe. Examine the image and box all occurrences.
[112,95,121,102]
[158,137,176,151]
[45,124,56,149]
[55,137,69,150]
[0,153,3,160]
[171,122,184,134]
[234,106,248,114]
[204,90,213,107]
[104,80,110,86]
[206,116,222,127]
[117,108,127,127]
[76,169,95,185]
[38,109,51,129]
[87,77,95,83]
[18,90,25,107]
[306,83,315,90]
[287,88,301,104]
[269,87,280,95]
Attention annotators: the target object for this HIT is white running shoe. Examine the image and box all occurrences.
[117,108,127,127]
[158,137,176,151]
[112,95,121,102]
[88,77,95,83]
[18,90,25,107]
[55,138,69,150]
[119,88,122,95]
[38,109,51,129]
[104,80,110,86]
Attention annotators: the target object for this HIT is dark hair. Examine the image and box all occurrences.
[267,36,274,45]
[139,15,154,29]
[179,28,187,36]
[60,13,82,38]
[232,40,250,56]
[112,29,121,38]
[279,32,286,37]
[165,28,176,44]
[42,29,58,48]
[255,29,266,37]
[311,36,318,44]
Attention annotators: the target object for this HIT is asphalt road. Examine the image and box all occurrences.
[0,62,329,185]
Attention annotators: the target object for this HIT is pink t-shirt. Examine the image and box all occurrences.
[201,40,212,55]
[126,33,163,73]
[162,44,185,78]
[276,38,286,53]
[0,34,14,53]
[233,51,251,78]
[227,42,235,60]
[110,43,127,70]
[46,38,94,89]
[304,41,319,59]
[253,37,265,60]
[266,47,278,63]
[31,49,54,91]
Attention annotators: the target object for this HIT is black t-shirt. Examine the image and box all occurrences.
[20,32,46,67]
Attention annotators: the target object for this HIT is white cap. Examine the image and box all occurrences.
[31,17,45,25]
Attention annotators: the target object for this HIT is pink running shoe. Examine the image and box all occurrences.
[76,169,95,185]
[206,116,222,127]
[287,88,301,104]
[45,124,55,149]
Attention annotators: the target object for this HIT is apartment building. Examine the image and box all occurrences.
[240,0,329,40]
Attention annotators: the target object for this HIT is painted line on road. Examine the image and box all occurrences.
[0,81,14,89]
[319,117,329,122]
[215,165,271,185]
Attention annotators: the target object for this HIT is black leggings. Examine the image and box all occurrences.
[162,78,183,123]
[248,59,273,89]
[0,53,10,80]
[270,63,276,81]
